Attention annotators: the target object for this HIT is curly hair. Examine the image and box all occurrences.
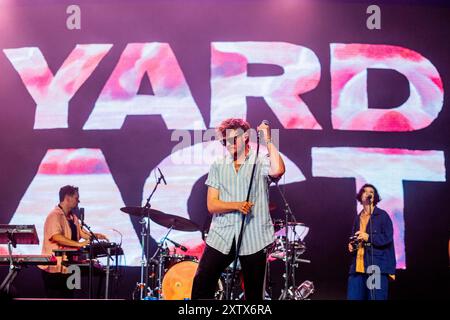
[217,118,251,145]
[356,183,381,205]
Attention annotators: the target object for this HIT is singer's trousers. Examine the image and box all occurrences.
[191,240,268,301]
[347,273,389,300]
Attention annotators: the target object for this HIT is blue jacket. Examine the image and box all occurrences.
[349,206,396,275]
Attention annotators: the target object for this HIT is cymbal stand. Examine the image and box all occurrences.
[137,215,149,300]
[147,225,173,299]
[0,233,19,295]
[81,220,113,299]
[275,182,298,300]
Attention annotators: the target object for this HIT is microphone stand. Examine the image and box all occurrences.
[155,226,173,299]
[166,237,187,252]
[138,171,165,300]
[276,182,297,300]
[80,219,113,299]
[228,131,260,300]
[367,199,375,300]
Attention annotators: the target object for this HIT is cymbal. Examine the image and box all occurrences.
[150,211,200,232]
[120,206,163,217]
[120,207,199,232]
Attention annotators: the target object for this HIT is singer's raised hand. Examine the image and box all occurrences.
[257,121,271,143]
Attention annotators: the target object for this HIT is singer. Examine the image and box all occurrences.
[191,118,285,300]
[347,184,396,300]
[39,185,108,298]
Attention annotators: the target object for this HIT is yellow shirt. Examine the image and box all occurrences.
[355,212,370,273]
[355,210,396,280]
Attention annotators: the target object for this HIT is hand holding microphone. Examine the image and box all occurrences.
[257,120,271,144]
[79,207,85,225]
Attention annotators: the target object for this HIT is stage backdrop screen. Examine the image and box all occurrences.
[0,0,449,298]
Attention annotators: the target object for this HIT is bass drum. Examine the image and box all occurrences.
[161,260,224,300]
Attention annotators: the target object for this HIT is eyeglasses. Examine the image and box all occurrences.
[220,133,244,146]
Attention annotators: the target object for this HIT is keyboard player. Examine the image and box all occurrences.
[39,185,108,298]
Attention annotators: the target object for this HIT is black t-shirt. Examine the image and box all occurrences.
[58,205,78,241]
[67,216,78,241]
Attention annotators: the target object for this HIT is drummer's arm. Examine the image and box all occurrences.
[207,187,251,215]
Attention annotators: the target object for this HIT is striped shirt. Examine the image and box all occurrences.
[205,148,275,255]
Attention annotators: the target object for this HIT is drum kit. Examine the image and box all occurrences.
[120,206,200,300]
[120,203,313,300]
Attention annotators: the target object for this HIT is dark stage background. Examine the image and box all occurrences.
[0,0,449,299]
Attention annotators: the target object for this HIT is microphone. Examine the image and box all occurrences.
[157,167,167,185]
[257,120,270,141]
[259,120,270,134]
[367,195,373,202]
[166,238,187,252]
[79,207,85,225]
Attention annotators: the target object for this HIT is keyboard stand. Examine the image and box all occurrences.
[0,225,39,295]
